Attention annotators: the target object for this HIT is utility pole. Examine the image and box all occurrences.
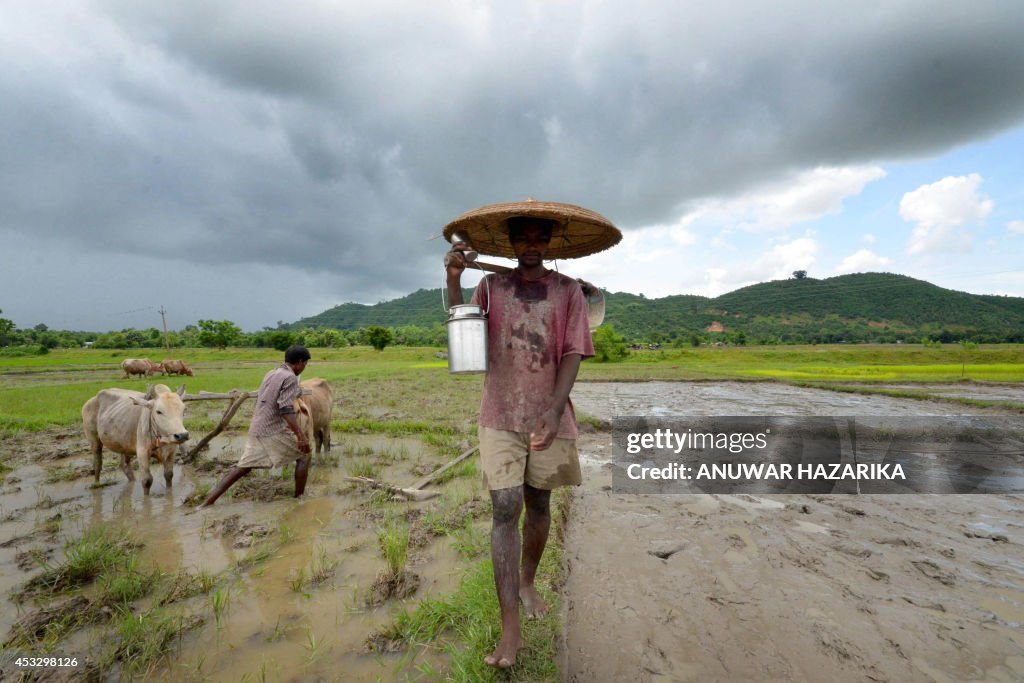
[159,306,172,359]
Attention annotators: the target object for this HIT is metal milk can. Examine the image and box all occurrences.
[446,304,488,373]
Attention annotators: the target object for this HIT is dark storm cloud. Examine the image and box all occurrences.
[3,0,1024,328]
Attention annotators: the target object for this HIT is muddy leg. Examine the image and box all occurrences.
[138,449,153,495]
[520,484,551,618]
[294,456,309,497]
[324,428,331,454]
[91,442,103,482]
[120,453,135,482]
[201,467,252,507]
[486,487,525,668]
[163,452,174,488]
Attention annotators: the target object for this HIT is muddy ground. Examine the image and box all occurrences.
[0,423,482,681]
[2,380,1023,681]
[561,382,1024,682]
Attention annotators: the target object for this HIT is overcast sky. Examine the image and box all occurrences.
[2,1,1024,331]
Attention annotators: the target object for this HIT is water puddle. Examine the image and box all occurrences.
[571,380,996,420]
[0,429,479,680]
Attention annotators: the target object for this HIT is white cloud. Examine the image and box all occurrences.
[901,174,993,255]
[679,165,886,233]
[1008,220,1024,234]
[703,237,819,296]
[863,233,876,244]
[669,224,697,246]
[835,249,892,274]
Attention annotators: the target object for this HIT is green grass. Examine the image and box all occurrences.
[347,458,382,480]
[381,489,569,682]
[105,606,206,677]
[17,526,141,599]
[578,343,1024,382]
[379,515,411,578]
[100,555,160,603]
[4,344,1020,437]
[0,347,482,437]
[431,457,478,486]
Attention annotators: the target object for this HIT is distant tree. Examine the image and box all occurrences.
[124,329,146,347]
[366,325,393,352]
[689,333,702,347]
[269,330,297,351]
[197,319,242,350]
[0,310,19,346]
[792,270,808,279]
[297,327,343,348]
[960,339,979,377]
[592,325,629,362]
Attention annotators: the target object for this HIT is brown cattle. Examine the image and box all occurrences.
[300,378,334,455]
[294,396,315,457]
[120,358,158,379]
[82,384,189,494]
[160,359,194,377]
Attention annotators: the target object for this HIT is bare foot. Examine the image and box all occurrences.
[519,584,548,619]
[484,634,523,669]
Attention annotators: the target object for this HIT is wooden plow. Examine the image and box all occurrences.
[177,388,311,463]
[344,445,479,502]
[173,386,477,501]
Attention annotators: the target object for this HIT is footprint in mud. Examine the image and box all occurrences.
[721,529,757,564]
[874,536,920,548]
[865,568,889,582]
[830,542,872,559]
[911,559,956,586]
[647,540,687,560]
[15,547,53,571]
[726,534,746,549]
[816,626,855,661]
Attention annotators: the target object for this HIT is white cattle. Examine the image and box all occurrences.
[82,384,189,494]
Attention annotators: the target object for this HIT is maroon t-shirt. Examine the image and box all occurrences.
[471,269,595,439]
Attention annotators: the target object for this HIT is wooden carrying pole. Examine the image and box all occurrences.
[464,260,606,327]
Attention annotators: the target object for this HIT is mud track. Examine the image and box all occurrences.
[561,382,1024,682]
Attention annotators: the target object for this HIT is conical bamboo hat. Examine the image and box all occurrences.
[442,198,621,259]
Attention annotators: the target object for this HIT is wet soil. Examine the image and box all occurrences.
[0,428,477,681]
[561,381,1024,682]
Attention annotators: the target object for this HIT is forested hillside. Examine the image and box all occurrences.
[290,273,1024,344]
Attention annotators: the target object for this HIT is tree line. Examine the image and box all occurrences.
[0,310,441,354]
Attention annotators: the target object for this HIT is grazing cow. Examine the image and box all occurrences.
[300,378,334,455]
[82,384,189,494]
[160,359,195,377]
[120,358,158,379]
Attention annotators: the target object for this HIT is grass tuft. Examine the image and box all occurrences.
[16,526,142,600]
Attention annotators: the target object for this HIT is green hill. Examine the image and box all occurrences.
[293,288,474,330]
[290,273,1024,344]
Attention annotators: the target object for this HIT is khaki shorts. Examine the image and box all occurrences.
[478,426,582,491]
[237,432,307,469]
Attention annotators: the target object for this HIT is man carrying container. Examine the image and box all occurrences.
[443,199,620,669]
